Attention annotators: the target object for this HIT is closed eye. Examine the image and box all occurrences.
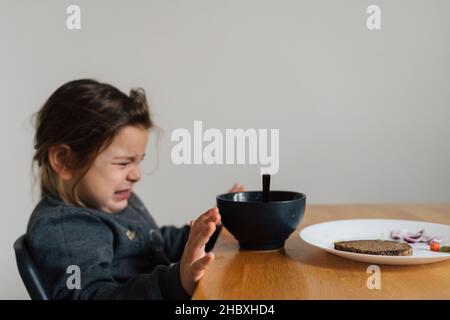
[113,154,145,166]
[116,162,130,167]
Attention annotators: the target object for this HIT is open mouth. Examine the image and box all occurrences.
[114,188,132,200]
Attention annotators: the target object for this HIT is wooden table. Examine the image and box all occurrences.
[193,204,450,300]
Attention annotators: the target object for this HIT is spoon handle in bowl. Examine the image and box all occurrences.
[263,174,270,202]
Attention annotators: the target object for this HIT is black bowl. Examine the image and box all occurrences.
[216,191,306,250]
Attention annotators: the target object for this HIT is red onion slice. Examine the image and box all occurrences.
[390,228,442,244]
[407,229,424,239]
[403,235,420,243]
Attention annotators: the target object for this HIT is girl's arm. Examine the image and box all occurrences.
[160,222,223,262]
[160,224,190,262]
[27,212,190,300]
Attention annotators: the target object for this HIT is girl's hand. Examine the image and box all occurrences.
[179,207,221,296]
[228,182,245,193]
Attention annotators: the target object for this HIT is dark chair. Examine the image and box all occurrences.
[13,234,50,300]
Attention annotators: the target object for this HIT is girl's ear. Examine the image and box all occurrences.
[48,144,74,181]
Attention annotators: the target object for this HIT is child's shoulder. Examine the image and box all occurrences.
[128,192,147,212]
[128,192,158,225]
[27,194,108,238]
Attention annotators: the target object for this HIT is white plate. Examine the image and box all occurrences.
[299,219,450,265]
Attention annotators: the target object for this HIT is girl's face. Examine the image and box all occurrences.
[77,125,149,213]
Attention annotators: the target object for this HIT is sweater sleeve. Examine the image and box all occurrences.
[27,211,190,300]
[160,222,223,262]
[160,225,190,262]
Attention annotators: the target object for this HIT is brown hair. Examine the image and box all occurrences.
[32,79,154,206]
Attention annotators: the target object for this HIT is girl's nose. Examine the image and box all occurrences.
[128,164,142,182]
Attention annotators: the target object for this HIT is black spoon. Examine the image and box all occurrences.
[262,174,271,202]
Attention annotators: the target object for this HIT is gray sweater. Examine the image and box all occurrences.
[26,192,192,300]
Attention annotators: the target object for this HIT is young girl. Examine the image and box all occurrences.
[27,79,245,300]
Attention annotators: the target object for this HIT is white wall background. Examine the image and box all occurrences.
[1,0,449,299]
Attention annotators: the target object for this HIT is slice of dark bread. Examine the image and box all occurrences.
[334,240,412,256]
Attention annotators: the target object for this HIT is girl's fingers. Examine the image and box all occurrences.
[228,183,246,193]
[191,221,216,250]
[187,219,198,242]
[213,210,221,224]
[190,208,220,235]
[186,208,221,251]
[228,183,238,192]
[205,208,221,225]
[185,221,215,259]
[197,208,219,225]
[191,252,215,281]
[187,215,205,240]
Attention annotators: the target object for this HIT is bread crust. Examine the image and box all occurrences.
[334,240,413,256]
